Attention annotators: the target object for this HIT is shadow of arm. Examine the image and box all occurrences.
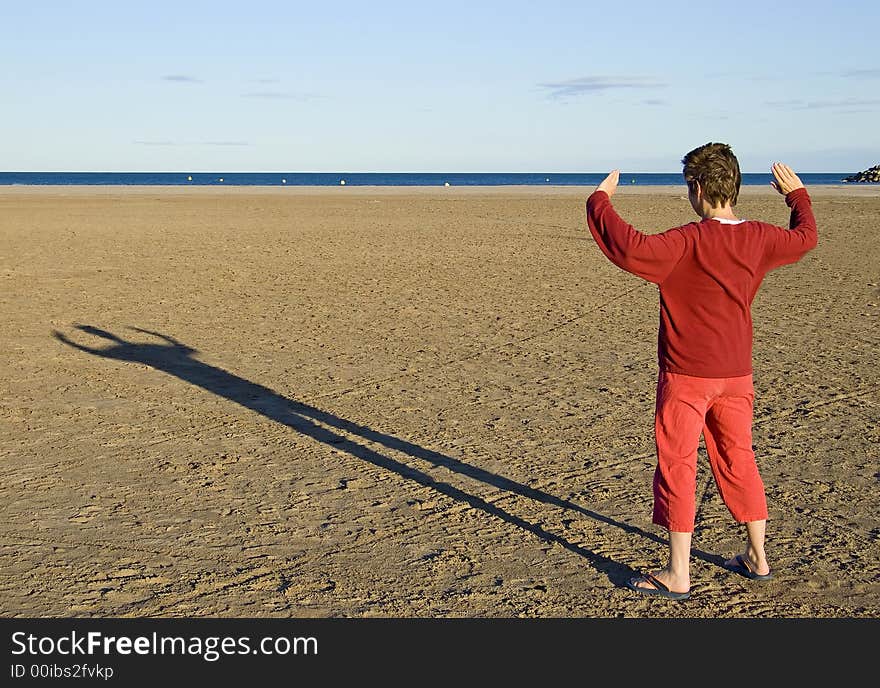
[52,330,106,356]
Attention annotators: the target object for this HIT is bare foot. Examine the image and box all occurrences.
[724,553,772,579]
[629,568,690,595]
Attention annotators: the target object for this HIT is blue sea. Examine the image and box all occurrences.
[0,171,858,187]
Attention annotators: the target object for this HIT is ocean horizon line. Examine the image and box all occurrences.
[0,171,861,187]
[0,170,855,174]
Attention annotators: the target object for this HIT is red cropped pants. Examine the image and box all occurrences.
[652,371,769,532]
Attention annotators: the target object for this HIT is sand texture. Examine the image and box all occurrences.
[1,184,878,618]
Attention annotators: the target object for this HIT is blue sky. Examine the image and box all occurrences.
[3,0,879,172]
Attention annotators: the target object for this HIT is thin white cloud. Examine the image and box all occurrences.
[841,69,880,78]
[538,76,665,99]
[162,75,202,83]
[767,98,880,110]
[241,91,319,100]
[133,140,251,147]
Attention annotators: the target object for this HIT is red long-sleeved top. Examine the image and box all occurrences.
[585,187,817,378]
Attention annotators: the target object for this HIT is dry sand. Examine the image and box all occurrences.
[1,184,878,618]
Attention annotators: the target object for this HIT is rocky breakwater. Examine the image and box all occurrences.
[843,164,880,182]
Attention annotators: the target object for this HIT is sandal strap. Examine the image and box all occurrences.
[737,554,754,574]
[643,572,670,592]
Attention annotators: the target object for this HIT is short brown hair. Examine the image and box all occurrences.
[681,142,742,207]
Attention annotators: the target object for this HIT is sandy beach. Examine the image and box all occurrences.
[1,184,877,619]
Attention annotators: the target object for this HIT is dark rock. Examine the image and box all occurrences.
[843,164,880,183]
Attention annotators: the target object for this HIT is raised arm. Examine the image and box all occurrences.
[763,162,817,270]
[585,170,686,284]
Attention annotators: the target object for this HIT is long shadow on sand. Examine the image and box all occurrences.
[53,325,725,589]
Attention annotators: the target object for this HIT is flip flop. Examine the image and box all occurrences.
[724,554,774,581]
[626,572,691,600]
